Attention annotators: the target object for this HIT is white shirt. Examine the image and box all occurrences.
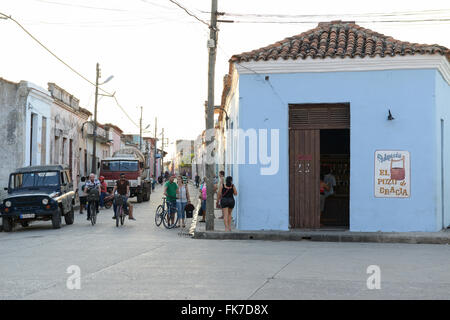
[324,174,336,197]
[177,185,187,203]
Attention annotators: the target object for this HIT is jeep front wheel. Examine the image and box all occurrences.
[52,208,62,229]
[2,217,14,232]
[64,205,74,225]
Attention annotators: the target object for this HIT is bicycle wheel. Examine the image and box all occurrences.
[115,205,121,227]
[90,202,96,226]
[155,205,164,226]
[120,208,125,226]
[163,210,179,229]
[104,200,112,209]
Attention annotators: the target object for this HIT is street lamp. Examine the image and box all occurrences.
[92,62,113,175]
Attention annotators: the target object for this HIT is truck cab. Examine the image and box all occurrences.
[100,156,151,203]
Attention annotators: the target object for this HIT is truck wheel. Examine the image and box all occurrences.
[52,208,62,229]
[64,205,74,225]
[2,217,14,232]
[143,187,150,202]
[20,221,30,228]
[137,193,143,203]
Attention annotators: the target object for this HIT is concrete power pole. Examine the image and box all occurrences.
[205,0,218,231]
[161,128,165,174]
[154,117,157,178]
[139,106,143,151]
[91,62,100,175]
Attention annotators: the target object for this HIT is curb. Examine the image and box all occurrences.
[193,230,450,245]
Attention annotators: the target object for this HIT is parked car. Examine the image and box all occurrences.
[0,165,75,232]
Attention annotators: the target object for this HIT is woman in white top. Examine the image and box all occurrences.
[176,175,191,228]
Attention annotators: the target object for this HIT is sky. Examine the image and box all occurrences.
[1,0,449,157]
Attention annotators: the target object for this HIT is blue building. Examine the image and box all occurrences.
[219,21,450,232]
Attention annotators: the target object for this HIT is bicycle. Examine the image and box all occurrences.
[114,194,127,227]
[87,188,100,226]
[155,197,179,229]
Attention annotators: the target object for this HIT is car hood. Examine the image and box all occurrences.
[6,189,59,199]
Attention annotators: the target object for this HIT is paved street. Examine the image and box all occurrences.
[0,184,449,300]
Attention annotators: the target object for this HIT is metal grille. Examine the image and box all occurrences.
[289,104,350,129]
[11,196,43,207]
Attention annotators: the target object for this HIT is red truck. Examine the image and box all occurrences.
[100,147,151,203]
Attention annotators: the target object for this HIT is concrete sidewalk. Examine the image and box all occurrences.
[194,217,450,245]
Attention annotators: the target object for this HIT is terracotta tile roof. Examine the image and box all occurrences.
[231,21,450,63]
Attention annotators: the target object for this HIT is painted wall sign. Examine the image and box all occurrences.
[374,150,410,198]
[298,154,312,161]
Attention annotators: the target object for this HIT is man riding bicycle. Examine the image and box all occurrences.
[112,173,136,221]
[84,173,101,221]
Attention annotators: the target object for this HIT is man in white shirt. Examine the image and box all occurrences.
[324,168,336,198]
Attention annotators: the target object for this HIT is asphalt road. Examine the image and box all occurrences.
[1,184,450,300]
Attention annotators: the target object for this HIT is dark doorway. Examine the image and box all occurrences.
[289,103,350,229]
[320,129,350,228]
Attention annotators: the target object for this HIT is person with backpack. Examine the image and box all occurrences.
[216,176,237,232]
[176,175,190,228]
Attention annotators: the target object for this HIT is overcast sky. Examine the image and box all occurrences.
[1,0,449,156]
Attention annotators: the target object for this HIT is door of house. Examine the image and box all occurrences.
[289,103,350,229]
[289,129,320,228]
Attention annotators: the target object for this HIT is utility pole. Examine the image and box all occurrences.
[139,106,143,151]
[154,117,157,178]
[91,62,100,175]
[161,128,165,174]
[205,0,218,231]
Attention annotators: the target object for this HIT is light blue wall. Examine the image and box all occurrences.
[236,69,444,232]
[435,71,450,229]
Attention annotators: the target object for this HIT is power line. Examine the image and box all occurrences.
[0,11,140,129]
[216,8,450,19]
[167,0,210,28]
[228,18,450,24]
[0,11,99,88]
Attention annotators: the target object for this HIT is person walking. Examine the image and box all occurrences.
[199,177,207,222]
[216,176,237,232]
[320,173,331,227]
[217,171,225,219]
[78,176,87,214]
[195,174,200,188]
[99,176,108,209]
[176,175,190,228]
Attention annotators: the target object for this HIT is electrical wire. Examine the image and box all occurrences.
[229,18,450,24]
[0,11,140,129]
[166,0,210,28]
[215,8,450,18]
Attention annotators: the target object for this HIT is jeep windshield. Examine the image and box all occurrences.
[101,160,139,172]
[9,171,60,190]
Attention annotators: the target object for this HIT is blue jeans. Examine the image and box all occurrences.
[167,200,177,215]
[177,201,187,220]
[202,200,206,211]
[100,192,107,207]
[113,195,128,215]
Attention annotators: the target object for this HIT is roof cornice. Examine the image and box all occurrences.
[235,55,450,85]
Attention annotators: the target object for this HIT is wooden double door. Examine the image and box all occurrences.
[289,103,350,229]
